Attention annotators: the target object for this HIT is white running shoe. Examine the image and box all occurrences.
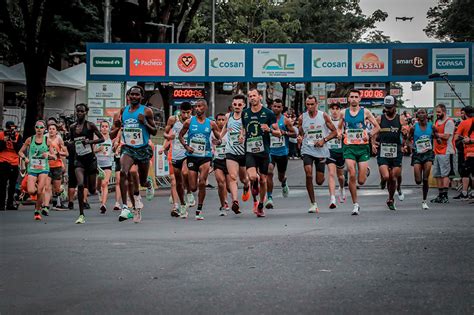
[338,188,347,203]
[308,203,319,213]
[134,195,144,210]
[133,208,142,223]
[351,204,360,215]
[179,205,188,219]
[422,201,429,210]
[219,207,227,216]
[187,193,196,207]
[119,206,131,222]
[329,195,337,209]
[397,190,405,201]
[146,177,155,201]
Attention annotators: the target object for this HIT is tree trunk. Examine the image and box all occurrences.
[23,54,48,138]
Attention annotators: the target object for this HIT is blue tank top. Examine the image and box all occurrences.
[413,122,433,154]
[121,105,150,148]
[186,116,212,158]
[270,115,288,156]
[344,108,368,145]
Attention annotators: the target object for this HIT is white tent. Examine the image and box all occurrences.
[0,64,24,84]
[6,63,85,89]
[60,63,86,89]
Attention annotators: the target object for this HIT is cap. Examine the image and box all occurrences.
[383,95,396,107]
[5,121,16,129]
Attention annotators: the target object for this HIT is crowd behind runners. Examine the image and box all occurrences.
[1,87,473,223]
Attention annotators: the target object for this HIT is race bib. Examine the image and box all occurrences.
[246,136,264,153]
[380,143,398,158]
[270,135,285,148]
[415,138,432,153]
[327,138,342,150]
[190,137,206,157]
[75,140,92,156]
[306,130,323,146]
[30,157,47,170]
[214,144,226,159]
[347,129,366,145]
[229,131,240,146]
[123,127,144,146]
[99,144,112,156]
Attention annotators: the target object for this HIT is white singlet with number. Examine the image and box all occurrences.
[123,127,144,146]
[306,130,323,146]
[327,138,342,150]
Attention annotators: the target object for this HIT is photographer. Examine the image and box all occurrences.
[0,121,23,210]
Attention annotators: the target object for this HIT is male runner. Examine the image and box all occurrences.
[265,99,295,209]
[241,88,280,217]
[326,103,346,209]
[408,108,434,209]
[179,99,221,220]
[338,89,379,215]
[212,113,230,215]
[431,104,455,203]
[69,104,104,224]
[297,95,337,213]
[454,106,474,200]
[220,94,250,215]
[164,102,193,218]
[375,96,406,210]
[111,86,157,223]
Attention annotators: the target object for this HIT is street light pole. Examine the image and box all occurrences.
[104,0,112,43]
[210,0,216,117]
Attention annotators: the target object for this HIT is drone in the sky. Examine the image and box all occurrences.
[396,17,414,22]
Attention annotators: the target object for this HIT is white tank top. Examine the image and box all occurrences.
[301,110,329,158]
[225,113,245,156]
[96,138,114,168]
[171,116,187,161]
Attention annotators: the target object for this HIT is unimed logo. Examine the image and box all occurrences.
[93,57,123,67]
[436,54,465,69]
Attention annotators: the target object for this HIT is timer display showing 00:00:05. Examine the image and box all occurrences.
[173,89,205,99]
[359,89,386,99]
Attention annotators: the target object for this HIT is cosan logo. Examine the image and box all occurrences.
[313,58,347,69]
[355,53,384,70]
[396,56,424,68]
[436,54,465,69]
[210,58,243,69]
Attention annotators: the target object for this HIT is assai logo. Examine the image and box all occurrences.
[178,53,197,73]
[210,58,244,69]
[436,54,465,69]
[262,54,294,71]
[355,53,384,71]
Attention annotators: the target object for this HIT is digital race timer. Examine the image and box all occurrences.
[359,89,387,99]
[172,89,205,99]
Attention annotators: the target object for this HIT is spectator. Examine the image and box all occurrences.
[454,106,474,200]
[0,121,23,210]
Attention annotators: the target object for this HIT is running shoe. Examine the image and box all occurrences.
[329,196,337,209]
[179,205,188,219]
[387,200,396,211]
[60,187,67,200]
[119,206,131,222]
[171,209,180,217]
[252,201,258,214]
[219,207,227,216]
[256,202,265,217]
[282,182,289,198]
[430,195,443,203]
[242,185,250,202]
[265,197,274,209]
[251,181,259,197]
[440,195,449,203]
[75,214,85,224]
[231,201,241,214]
[133,209,142,223]
[422,201,429,210]
[146,176,155,201]
[338,189,347,203]
[41,206,49,216]
[113,202,121,211]
[397,190,405,201]
[187,193,196,207]
[34,212,42,221]
[195,211,204,220]
[84,202,91,209]
[53,203,68,211]
[308,203,319,213]
[134,195,144,210]
[100,205,107,214]
[224,201,230,211]
[351,204,360,215]
[68,202,74,210]
[453,192,468,200]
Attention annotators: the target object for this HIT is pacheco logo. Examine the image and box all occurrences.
[355,53,384,71]
[129,49,166,76]
[178,53,197,73]
[436,54,465,69]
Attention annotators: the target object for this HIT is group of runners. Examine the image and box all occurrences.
[2,87,473,223]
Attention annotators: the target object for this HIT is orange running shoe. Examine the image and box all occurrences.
[34,212,42,221]
[242,185,250,202]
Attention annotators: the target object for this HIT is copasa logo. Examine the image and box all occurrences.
[210,58,244,69]
[355,53,385,71]
[263,54,294,71]
[436,54,465,69]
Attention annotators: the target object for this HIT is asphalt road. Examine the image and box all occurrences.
[1,158,473,314]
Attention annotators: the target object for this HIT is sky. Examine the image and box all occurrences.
[359,0,439,108]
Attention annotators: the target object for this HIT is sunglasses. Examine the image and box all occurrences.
[35,125,45,129]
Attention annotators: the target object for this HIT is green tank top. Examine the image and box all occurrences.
[28,135,50,174]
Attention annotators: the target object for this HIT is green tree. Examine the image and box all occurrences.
[0,0,103,137]
[424,0,474,42]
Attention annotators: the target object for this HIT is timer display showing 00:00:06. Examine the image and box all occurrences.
[173,89,205,99]
[359,89,386,99]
